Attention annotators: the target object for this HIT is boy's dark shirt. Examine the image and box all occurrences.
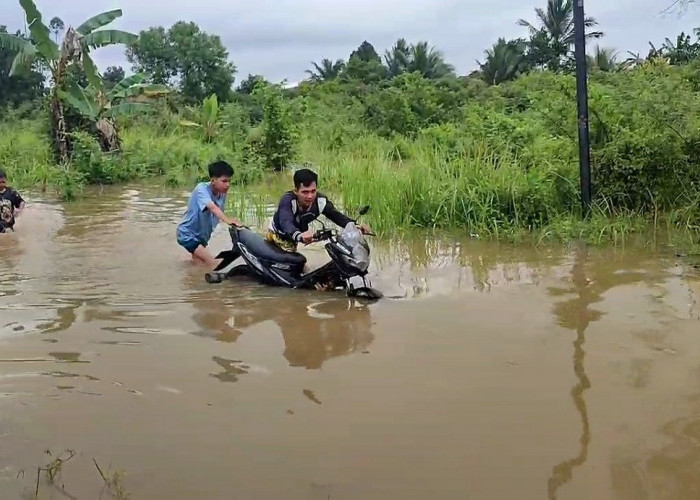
[0,187,24,230]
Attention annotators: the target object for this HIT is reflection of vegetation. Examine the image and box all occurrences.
[371,231,566,297]
[210,355,249,383]
[39,300,79,335]
[610,405,700,498]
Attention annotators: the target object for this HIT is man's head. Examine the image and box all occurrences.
[208,161,233,195]
[293,168,318,208]
[0,169,6,191]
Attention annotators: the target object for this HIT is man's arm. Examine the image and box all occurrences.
[205,201,241,226]
[194,186,240,226]
[322,198,355,228]
[276,194,303,242]
[322,197,371,234]
[12,190,25,217]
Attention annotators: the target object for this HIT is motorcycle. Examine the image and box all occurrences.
[204,205,383,300]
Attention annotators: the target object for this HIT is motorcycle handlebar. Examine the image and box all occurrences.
[313,229,334,242]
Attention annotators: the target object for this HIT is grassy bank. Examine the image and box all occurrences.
[2,64,700,248]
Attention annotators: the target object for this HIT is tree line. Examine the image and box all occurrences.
[2,0,699,110]
[1,0,698,172]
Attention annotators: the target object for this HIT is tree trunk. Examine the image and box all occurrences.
[95,117,121,152]
[50,94,70,164]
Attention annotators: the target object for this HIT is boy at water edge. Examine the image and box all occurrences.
[0,169,25,233]
[177,161,242,269]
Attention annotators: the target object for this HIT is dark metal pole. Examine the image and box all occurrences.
[573,0,592,217]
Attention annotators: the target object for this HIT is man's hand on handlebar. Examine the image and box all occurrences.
[359,223,373,235]
[224,217,243,227]
[300,229,315,245]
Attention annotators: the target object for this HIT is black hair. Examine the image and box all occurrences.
[293,168,318,189]
[0,169,6,179]
[208,160,234,178]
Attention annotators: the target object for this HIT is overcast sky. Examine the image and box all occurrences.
[1,0,697,85]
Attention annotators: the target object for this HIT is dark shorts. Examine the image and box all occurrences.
[178,237,206,254]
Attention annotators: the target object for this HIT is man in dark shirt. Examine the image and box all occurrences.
[266,168,370,252]
[0,169,25,233]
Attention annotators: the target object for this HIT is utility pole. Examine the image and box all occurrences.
[573,0,592,216]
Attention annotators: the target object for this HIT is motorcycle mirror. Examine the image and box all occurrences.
[358,205,370,216]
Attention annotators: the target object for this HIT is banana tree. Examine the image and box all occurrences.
[59,73,170,151]
[179,94,226,142]
[0,0,137,163]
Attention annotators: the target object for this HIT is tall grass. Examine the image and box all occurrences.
[0,120,54,190]
[296,133,578,235]
[221,132,700,248]
[3,61,699,250]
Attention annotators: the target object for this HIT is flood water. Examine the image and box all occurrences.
[0,185,699,499]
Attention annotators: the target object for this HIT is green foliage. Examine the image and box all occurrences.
[236,74,268,95]
[517,0,603,71]
[2,0,700,243]
[363,73,468,137]
[587,46,621,72]
[647,29,700,65]
[252,84,298,171]
[0,25,45,108]
[588,61,700,210]
[68,130,120,183]
[306,58,345,82]
[125,21,236,103]
[382,38,455,79]
[49,17,64,42]
[179,93,224,142]
[103,65,125,89]
[350,41,382,63]
[342,54,389,84]
[478,38,529,85]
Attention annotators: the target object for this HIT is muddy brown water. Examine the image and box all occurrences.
[0,185,698,499]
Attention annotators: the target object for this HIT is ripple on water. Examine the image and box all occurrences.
[101,326,182,336]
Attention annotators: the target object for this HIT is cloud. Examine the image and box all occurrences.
[1,0,697,84]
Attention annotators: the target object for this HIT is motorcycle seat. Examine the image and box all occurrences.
[237,228,307,267]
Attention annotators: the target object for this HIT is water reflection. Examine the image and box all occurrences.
[546,246,595,499]
[373,235,558,299]
[211,356,250,382]
[37,299,81,335]
[546,245,657,498]
[189,290,374,372]
[611,397,700,498]
[0,235,23,300]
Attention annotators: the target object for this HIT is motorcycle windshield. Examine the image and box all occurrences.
[339,223,369,271]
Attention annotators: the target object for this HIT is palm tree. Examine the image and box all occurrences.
[478,38,529,85]
[384,38,411,77]
[622,51,644,69]
[407,41,455,79]
[586,46,620,72]
[305,58,345,82]
[384,39,454,79]
[49,16,64,42]
[518,0,603,46]
[0,0,137,162]
[518,0,603,70]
